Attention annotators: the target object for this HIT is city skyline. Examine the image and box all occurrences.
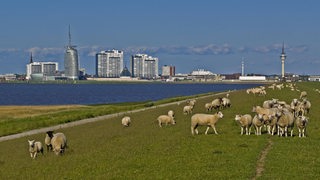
[0,0,319,75]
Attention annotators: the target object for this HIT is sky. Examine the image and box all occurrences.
[0,0,319,75]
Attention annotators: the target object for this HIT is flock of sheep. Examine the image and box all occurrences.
[28,83,312,159]
[28,131,67,159]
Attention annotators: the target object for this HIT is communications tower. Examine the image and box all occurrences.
[280,42,286,81]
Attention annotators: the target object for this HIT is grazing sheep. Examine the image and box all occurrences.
[300,99,311,115]
[28,140,43,159]
[157,114,176,127]
[234,114,252,135]
[277,111,295,137]
[183,105,193,115]
[191,111,224,135]
[205,102,213,112]
[121,116,131,127]
[295,115,308,137]
[252,114,264,135]
[211,98,222,110]
[186,99,196,106]
[300,91,307,99]
[221,97,231,109]
[51,132,67,155]
[45,131,54,152]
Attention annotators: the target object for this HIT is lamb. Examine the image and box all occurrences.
[183,105,193,115]
[277,111,295,137]
[28,140,43,159]
[50,132,67,155]
[191,111,224,135]
[234,114,252,135]
[252,114,264,135]
[300,91,307,99]
[295,115,308,137]
[121,116,131,127]
[157,113,176,127]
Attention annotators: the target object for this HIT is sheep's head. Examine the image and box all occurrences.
[28,140,35,148]
[46,131,54,138]
[234,114,241,121]
[217,111,223,118]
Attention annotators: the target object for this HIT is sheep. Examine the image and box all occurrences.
[121,116,131,127]
[252,114,264,135]
[186,99,196,106]
[295,115,308,137]
[221,97,231,109]
[191,111,224,135]
[300,99,311,115]
[183,105,193,115]
[157,113,176,127]
[300,91,307,99]
[277,111,295,137]
[262,98,278,109]
[205,102,213,112]
[262,114,278,135]
[51,132,67,155]
[28,140,43,159]
[211,98,222,110]
[45,130,54,152]
[252,106,276,117]
[234,114,252,135]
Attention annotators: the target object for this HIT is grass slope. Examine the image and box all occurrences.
[0,82,319,179]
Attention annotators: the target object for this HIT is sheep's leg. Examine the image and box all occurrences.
[285,127,288,137]
[211,125,218,134]
[30,153,33,158]
[33,152,37,159]
[205,127,210,135]
[240,127,244,135]
[248,127,251,135]
[302,128,305,137]
[191,127,194,135]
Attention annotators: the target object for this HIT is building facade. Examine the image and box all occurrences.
[161,65,175,77]
[96,49,124,78]
[130,54,159,79]
[64,26,79,80]
[26,62,59,80]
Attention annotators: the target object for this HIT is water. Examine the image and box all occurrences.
[0,83,260,105]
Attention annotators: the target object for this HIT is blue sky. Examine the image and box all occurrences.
[0,0,319,75]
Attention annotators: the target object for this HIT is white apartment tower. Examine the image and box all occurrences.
[130,54,159,79]
[96,49,124,77]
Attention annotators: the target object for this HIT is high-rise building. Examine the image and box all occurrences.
[161,65,175,77]
[96,49,124,77]
[64,26,79,80]
[280,42,286,81]
[130,54,159,79]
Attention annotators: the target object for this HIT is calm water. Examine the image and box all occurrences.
[0,83,260,105]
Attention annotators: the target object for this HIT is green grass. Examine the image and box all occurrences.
[0,82,319,179]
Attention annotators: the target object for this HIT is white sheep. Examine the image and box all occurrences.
[168,110,175,118]
[51,132,67,155]
[252,114,264,135]
[204,102,213,112]
[295,115,308,137]
[221,97,231,109]
[277,111,295,137]
[28,140,43,159]
[211,98,222,110]
[191,111,224,135]
[262,114,278,135]
[300,91,307,99]
[157,114,176,127]
[121,116,131,127]
[234,114,252,135]
[183,105,193,115]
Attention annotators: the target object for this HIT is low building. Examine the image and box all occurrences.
[308,75,320,82]
[239,76,266,81]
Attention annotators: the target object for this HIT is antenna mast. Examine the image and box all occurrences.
[68,25,72,46]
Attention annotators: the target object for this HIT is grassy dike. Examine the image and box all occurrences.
[0,82,319,179]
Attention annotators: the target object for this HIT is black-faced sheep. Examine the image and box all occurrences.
[191,111,224,135]
[234,114,252,135]
[121,116,131,127]
[50,132,67,155]
[28,140,43,159]
[45,131,54,152]
[157,113,176,127]
[295,115,308,137]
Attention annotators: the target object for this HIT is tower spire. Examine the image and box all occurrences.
[30,52,33,63]
[282,41,285,54]
[68,24,72,46]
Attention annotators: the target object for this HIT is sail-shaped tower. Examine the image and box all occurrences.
[64,25,79,80]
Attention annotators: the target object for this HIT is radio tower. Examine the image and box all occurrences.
[280,42,286,81]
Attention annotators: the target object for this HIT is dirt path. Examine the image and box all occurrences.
[252,137,273,180]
